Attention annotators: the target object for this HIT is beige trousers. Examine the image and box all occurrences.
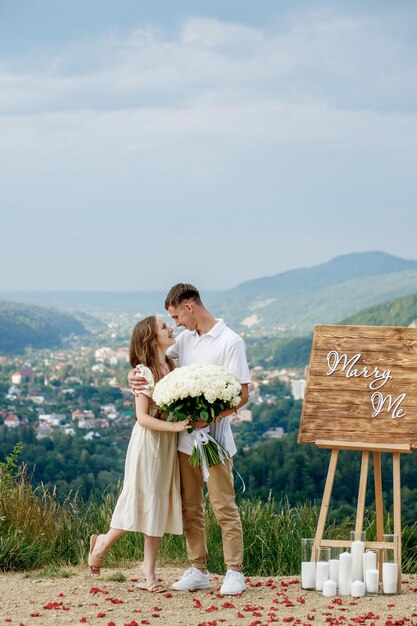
[178,451,243,571]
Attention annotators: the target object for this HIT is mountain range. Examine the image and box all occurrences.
[2,251,417,345]
[208,251,417,335]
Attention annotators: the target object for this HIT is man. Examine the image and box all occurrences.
[129,283,251,595]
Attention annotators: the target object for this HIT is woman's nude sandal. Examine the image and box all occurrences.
[88,534,104,575]
[136,580,167,593]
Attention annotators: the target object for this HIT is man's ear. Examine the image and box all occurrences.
[185,301,193,312]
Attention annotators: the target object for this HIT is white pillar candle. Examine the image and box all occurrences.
[351,580,365,597]
[363,550,378,593]
[351,540,365,582]
[329,559,339,585]
[364,550,377,571]
[338,551,352,596]
[365,568,379,595]
[322,579,337,597]
[315,561,329,591]
[382,562,398,595]
[350,580,365,598]
[301,561,316,589]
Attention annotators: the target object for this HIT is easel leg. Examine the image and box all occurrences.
[373,451,384,581]
[314,449,339,558]
[393,452,402,594]
[354,450,369,537]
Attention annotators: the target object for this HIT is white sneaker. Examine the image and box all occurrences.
[220,570,246,595]
[171,567,211,591]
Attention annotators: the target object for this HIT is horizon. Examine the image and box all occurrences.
[1,249,417,295]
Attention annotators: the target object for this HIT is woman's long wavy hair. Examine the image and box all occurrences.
[129,315,174,382]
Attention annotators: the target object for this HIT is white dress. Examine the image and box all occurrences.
[110,365,182,536]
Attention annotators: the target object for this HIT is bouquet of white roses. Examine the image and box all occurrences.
[153,364,241,475]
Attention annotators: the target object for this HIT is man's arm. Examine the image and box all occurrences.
[223,339,251,384]
[217,383,249,421]
[127,368,147,395]
[215,338,251,421]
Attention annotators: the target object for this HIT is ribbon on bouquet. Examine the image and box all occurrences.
[189,428,246,492]
[190,428,227,481]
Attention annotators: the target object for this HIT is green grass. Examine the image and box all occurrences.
[1,460,416,576]
[24,565,73,579]
[106,572,127,582]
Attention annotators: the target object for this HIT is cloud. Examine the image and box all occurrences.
[180,17,263,48]
[1,9,417,117]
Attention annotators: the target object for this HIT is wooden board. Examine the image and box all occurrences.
[298,325,417,447]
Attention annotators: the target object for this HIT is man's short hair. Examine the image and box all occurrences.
[165,283,203,309]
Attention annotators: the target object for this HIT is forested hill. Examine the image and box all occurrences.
[341,292,417,327]
[0,300,89,354]
[246,292,417,369]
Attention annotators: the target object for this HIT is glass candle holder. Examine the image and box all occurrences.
[329,546,342,587]
[382,534,399,595]
[315,546,330,592]
[301,539,316,590]
[363,549,379,595]
[350,530,366,582]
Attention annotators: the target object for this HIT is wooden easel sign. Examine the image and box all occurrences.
[298,324,417,593]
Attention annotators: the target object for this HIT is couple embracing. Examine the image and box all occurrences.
[88,283,251,595]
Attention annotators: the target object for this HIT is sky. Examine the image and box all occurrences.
[1,0,417,291]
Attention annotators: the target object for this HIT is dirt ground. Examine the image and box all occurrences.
[0,566,415,626]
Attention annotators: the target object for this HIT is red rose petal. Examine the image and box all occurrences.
[90,587,109,595]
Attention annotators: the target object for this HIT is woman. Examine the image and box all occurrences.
[88,316,191,592]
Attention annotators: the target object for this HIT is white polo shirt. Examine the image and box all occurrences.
[167,319,251,456]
